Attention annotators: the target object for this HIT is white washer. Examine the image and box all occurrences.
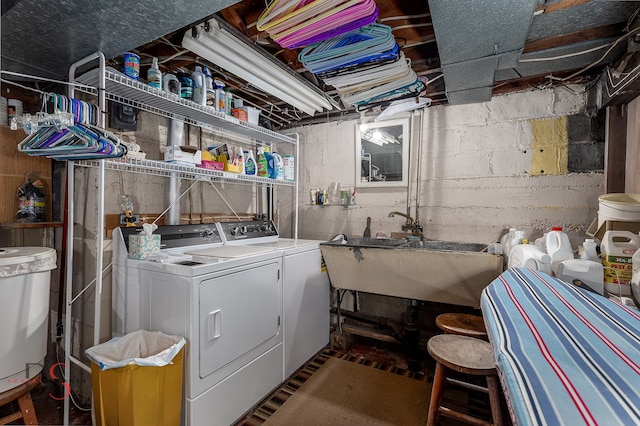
[112,225,283,426]
[220,221,330,379]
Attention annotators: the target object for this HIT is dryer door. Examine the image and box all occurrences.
[199,261,282,379]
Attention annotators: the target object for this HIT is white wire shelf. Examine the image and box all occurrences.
[75,157,295,187]
[75,67,297,146]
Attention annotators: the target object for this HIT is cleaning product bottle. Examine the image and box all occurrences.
[191,66,206,106]
[243,150,256,175]
[508,243,552,275]
[257,147,269,177]
[225,88,233,115]
[272,151,284,180]
[545,226,574,275]
[580,238,599,262]
[214,80,226,113]
[203,66,215,107]
[147,57,162,89]
[176,69,193,99]
[507,230,526,259]
[264,148,275,179]
[162,73,181,95]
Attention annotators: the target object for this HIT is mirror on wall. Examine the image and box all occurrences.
[355,118,409,187]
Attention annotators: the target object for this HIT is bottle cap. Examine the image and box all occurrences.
[551,226,563,231]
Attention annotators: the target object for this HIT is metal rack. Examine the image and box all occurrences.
[76,158,296,186]
[62,52,300,425]
[75,67,297,146]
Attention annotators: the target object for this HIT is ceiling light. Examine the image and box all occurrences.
[182,19,333,116]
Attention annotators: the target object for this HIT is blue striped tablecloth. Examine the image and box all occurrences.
[481,267,640,426]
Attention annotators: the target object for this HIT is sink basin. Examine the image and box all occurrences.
[399,240,487,252]
[320,238,502,307]
[326,238,408,248]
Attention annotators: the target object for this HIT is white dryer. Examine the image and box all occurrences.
[220,220,330,379]
[112,225,283,426]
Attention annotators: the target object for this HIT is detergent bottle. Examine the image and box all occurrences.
[508,243,552,275]
[272,152,284,180]
[191,66,206,106]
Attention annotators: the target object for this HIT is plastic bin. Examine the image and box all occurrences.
[86,330,186,426]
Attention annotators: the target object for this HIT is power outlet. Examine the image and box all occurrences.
[119,213,140,225]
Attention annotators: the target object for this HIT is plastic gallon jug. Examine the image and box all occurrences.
[508,243,552,275]
[503,229,525,267]
[601,230,640,296]
[500,228,517,266]
[545,227,574,275]
[556,259,604,296]
[162,73,180,95]
[272,152,284,180]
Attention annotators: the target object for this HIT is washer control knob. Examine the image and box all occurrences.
[230,227,240,236]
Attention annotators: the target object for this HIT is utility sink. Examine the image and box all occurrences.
[320,237,502,307]
[398,240,487,252]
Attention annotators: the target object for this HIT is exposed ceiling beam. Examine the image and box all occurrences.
[524,23,626,53]
[536,0,592,15]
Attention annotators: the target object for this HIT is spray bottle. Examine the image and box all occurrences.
[244,149,256,175]
[147,57,162,89]
[257,147,269,177]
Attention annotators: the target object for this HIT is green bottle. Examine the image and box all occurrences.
[257,147,269,177]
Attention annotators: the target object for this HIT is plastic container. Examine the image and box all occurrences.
[503,229,525,267]
[123,52,140,80]
[86,330,186,426]
[176,69,193,99]
[283,155,294,181]
[545,227,574,274]
[508,243,552,275]
[162,73,180,95]
[601,230,640,296]
[0,247,57,393]
[598,193,640,229]
[214,80,225,113]
[500,228,517,263]
[147,57,162,89]
[225,89,233,115]
[203,66,215,107]
[272,152,284,180]
[191,66,206,106]
[631,247,640,306]
[580,238,599,262]
[243,150,256,175]
[256,147,269,177]
[556,259,604,295]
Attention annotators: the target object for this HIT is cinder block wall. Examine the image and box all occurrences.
[285,84,604,249]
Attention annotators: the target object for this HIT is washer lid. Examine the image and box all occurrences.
[0,247,57,277]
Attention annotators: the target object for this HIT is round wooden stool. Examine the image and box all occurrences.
[0,374,40,425]
[426,334,502,426]
[436,313,487,339]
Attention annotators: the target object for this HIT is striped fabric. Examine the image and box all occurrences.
[481,267,640,426]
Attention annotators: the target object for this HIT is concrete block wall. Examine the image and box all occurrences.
[286,84,604,250]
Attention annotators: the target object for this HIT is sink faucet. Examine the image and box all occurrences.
[388,211,424,233]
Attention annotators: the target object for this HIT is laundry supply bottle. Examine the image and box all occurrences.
[214,80,226,113]
[162,73,181,95]
[545,226,574,275]
[147,57,162,89]
[272,152,284,180]
[256,147,269,177]
[507,230,526,259]
[176,69,193,99]
[203,66,215,107]
[191,66,206,106]
[508,243,552,275]
[243,150,256,175]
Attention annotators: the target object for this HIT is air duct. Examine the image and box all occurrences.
[428,0,539,104]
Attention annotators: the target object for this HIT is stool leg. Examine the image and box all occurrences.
[17,392,38,425]
[427,362,446,426]
[486,375,503,426]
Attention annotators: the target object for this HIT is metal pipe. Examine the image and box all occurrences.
[166,119,184,225]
